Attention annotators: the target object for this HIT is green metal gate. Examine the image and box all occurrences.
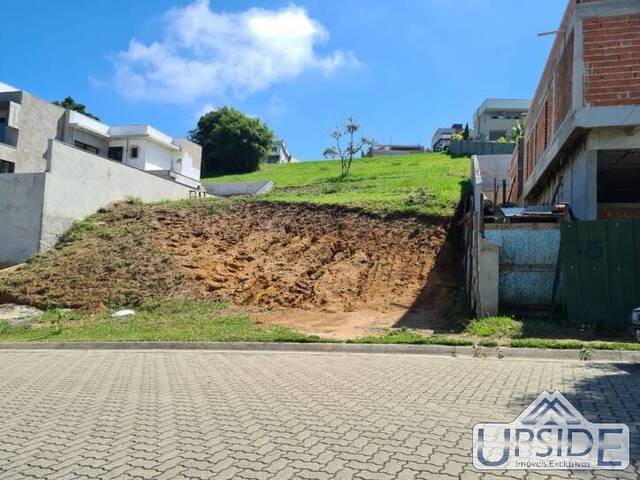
[561,220,640,330]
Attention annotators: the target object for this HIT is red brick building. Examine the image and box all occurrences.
[520,0,640,220]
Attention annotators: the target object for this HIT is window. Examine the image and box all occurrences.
[130,147,139,159]
[0,119,5,144]
[0,160,14,173]
[272,146,278,153]
[74,140,99,155]
[108,146,123,162]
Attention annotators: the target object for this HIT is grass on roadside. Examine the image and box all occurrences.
[352,328,474,346]
[203,153,470,217]
[0,299,316,343]
[465,316,523,338]
[2,304,640,351]
[509,338,640,351]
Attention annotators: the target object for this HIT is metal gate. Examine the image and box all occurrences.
[561,220,640,330]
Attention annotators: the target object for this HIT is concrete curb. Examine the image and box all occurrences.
[0,341,638,362]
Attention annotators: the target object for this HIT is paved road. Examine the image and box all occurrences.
[0,350,638,479]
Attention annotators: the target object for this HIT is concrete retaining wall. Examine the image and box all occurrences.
[0,141,195,265]
[39,141,194,251]
[204,181,274,197]
[450,141,515,156]
[0,173,45,266]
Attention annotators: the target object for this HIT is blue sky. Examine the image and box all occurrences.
[1,0,566,160]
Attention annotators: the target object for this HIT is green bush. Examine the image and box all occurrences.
[465,316,523,338]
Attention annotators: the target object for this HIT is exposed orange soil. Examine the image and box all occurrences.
[0,201,461,338]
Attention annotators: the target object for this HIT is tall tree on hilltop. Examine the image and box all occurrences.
[189,107,275,174]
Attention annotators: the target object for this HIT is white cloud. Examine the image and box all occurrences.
[113,0,361,103]
[88,75,108,89]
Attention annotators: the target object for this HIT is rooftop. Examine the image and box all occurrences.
[0,82,18,93]
[476,98,531,113]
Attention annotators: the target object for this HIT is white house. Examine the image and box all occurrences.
[473,99,530,141]
[264,140,296,164]
[0,83,202,266]
[0,84,202,187]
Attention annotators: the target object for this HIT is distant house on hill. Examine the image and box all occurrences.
[264,140,297,164]
[367,144,425,157]
[431,124,464,152]
[473,99,530,141]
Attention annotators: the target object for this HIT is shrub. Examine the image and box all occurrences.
[465,316,523,338]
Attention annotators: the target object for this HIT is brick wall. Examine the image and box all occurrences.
[554,31,574,130]
[523,0,581,186]
[598,205,640,219]
[521,0,640,197]
[584,14,640,106]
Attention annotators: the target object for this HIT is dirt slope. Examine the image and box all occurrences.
[0,201,461,337]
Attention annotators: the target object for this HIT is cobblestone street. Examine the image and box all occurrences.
[0,350,638,479]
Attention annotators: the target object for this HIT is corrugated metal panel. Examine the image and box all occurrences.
[485,225,560,309]
[561,220,640,330]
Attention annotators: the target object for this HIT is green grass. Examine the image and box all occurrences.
[465,316,523,338]
[3,304,640,351]
[510,338,640,351]
[0,300,315,343]
[203,153,470,217]
[352,328,474,346]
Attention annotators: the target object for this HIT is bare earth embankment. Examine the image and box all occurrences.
[0,200,460,339]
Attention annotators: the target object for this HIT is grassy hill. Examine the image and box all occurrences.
[203,153,470,217]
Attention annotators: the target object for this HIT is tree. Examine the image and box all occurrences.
[189,107,274,174]
[52,97,100,121]
[462,123,470,140]
[511,120,525,141]
[324,116,373,177]
[323,147,338,160]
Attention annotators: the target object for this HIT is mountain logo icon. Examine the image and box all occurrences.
[517,391,584,426]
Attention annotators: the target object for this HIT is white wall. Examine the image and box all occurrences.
[107,138,176,172]
[139,139,175,171]
[107,139,145,170]
[39,141,194,251]
[68,127,109,157]
[476,154,512,204]
[178,151,200,179]
[172,138,202,180]
[0,173,45,266]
